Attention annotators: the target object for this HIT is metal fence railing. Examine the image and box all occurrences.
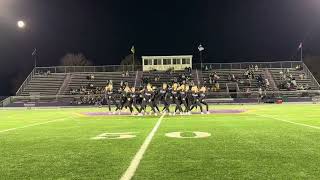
[16,68,36,96]
[193,61,303,70]
[34,65,143,74]
[302,63,320,90]
[4,89,320,107]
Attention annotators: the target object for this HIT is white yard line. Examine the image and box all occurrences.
[255,114,320,130]
[120,113,166,180]
[0,118,67,133]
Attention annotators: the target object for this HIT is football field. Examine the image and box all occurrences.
[1,104,320,179]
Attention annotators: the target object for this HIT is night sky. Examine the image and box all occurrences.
[1,0,320,95]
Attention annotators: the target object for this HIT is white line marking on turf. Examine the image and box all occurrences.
[0,118,67,133]
[255,114,320,130]
[120,113,165,180]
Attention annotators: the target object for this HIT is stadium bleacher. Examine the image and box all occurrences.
[20,73,66,96]
[12,62,320,106]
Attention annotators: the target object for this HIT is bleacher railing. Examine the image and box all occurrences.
[5,89,320,107]
[302,63,320,90]
[194,60,303,70]
[16,68,36,96]
[34,65,143,74]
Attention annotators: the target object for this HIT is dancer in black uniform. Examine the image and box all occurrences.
[164,86,174,114]
[130,87,142,115]
[122,85,134,114]
[199,86,210,114]
[115,87,127,113]
[172,83,183,115]
[105,82,117,113]
[158,83,169,113]
[178,83,190,114]
[140,83,157,115]
[151,86,160,113]
[190,85,203,113]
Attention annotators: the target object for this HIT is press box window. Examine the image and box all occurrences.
[173,59,181,65]
[163,59,171,65]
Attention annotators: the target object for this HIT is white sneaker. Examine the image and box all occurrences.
[154,113,158,116]
[173,112,176,116]
[201,112,204,115]
[206,111,210,114]
[188,111,192,115]
[138,113,143,116]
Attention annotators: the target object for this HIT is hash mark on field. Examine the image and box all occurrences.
[0,118,67,133]
[120,113,165,180]
[255,114,320,130]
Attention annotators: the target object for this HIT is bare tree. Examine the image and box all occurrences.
[60,53,93,66]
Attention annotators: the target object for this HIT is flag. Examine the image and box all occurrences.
[298,42,303,50]
[32,48,37,56]
[131,46,135,54]
[198,44,204,52]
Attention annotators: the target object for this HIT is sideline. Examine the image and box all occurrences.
[254,114,320,130]
[0,117,68,133]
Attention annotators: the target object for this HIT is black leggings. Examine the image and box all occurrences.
[190,99,203,112]
[106,96,117,111]
[200,99,209,111]
[141,99,157,113]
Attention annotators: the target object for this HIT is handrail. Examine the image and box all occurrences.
[16,68,35,95]
[8,89,320,99]
[302,63,320,89]
[33,61,302,72]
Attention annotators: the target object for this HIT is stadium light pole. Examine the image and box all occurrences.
[17,20,38,68]
[131,46,135,71]
[198,44,204,70]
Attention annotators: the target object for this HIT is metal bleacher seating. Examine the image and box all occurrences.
[20,73,66,96]
[61,72,136,95]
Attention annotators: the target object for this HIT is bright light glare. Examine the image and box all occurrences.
[17,20,25,28]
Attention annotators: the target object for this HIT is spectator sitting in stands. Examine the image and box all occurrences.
[291,78,297,87]
[265,79,270,88]
[212,82,220,92]
[296,65,303,71]
[231,74,237,82]
[256,74,264,86]
[122,72,125,77]
[125,71,129,77]
[299,73,305,80]
[213,72,220,81]
[244,88,251,97]
[254,65,258,71]
[297,84,304,90]
[227,74,232,81]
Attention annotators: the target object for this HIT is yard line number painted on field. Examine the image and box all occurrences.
[91,132,137,140]
[165,131,211,138]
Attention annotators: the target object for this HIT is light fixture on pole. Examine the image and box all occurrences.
[131,45,135,71]
[198,44,204,70]
[298,42,303,62]
[32,48,37,68]
[17,20,26,29]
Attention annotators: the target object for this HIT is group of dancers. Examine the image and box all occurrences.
[104,81,210,116]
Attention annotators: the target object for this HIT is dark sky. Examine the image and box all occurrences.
[1,0,320,95]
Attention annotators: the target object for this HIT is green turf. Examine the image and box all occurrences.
[1,104,320,179]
